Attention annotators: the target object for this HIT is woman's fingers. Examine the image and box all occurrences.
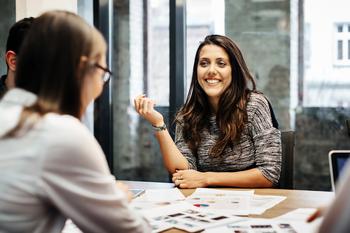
[142,98,149,113]
[134,98,140,112]
[133,94,144,112]
[307,207,325,222]
[134,94,152,113]
[138,98,154,115]
[172,171,184,182]
[134,94,164,126]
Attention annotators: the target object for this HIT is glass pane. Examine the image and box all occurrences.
[149,0,170,106]
[338,40,343,60]
[186,0,225,94]
[337,25,343,32]
[112,0,170,182]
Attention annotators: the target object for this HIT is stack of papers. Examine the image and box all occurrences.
[140,202,245,232]
[131,188,287,232]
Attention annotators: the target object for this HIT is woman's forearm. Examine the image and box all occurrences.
[154,129,189,173]
[205,168,273,188]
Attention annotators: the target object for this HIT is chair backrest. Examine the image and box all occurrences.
[278,130,295,189]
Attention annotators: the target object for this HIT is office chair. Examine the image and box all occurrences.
[278,130,295,189]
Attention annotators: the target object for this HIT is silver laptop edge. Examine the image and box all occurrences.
[329,150,350,192]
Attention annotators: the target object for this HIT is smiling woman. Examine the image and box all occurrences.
[134,34,281,189]
[197,44,232,112]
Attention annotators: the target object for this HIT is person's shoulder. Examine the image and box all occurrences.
[39,113,110,176]
[41,113,93,146]
[44,113,82,129]
[40,113,105,161]
[247,92,269,111]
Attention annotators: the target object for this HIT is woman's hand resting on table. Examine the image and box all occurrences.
[172,170,209,188]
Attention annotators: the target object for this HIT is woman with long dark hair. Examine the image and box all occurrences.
[135,35,281,188]
[0,11,150,233]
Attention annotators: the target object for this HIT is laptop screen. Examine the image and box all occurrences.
[329,150,350,191]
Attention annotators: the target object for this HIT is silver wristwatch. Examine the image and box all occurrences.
[152,123,167,131]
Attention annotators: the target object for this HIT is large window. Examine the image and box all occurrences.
[109,0,350,191]
[334,23,350,66]
[112,0,170,181]
[293,0,350,191]
[303,0,350,107]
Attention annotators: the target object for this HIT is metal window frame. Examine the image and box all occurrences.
[169,0,187,138]
[93,0,187,173]
[93,0,114,171]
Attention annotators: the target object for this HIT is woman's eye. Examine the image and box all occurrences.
[217,61,226,67]
[199,61,209,67]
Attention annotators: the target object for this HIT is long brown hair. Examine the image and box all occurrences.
[6,10,105,137]
[176,35,257,156]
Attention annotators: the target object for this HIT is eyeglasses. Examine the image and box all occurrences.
[94,63,113,83]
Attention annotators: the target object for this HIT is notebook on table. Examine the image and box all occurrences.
[329,150,350,191]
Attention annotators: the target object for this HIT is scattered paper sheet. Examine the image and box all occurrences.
[273,208,323,233]
[204,218,300,233]
[274,208,318,221]
[250,194,287,215]
[189,188,255,196]
[131,188,186,211]
[141,202,244,233]
[135,188,186,201]
[186,188,254,216]
[204,208,322,233]
[186,188,286,216]
[204,218,320,233]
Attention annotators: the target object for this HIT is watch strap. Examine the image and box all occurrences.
[152,123,167,131]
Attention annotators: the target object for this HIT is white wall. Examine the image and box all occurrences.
[16,0,77,19]
[304,0,350,107]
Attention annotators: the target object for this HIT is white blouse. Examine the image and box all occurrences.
[0,88,150,233]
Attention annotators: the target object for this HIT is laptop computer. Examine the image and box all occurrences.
[329,150,350,191]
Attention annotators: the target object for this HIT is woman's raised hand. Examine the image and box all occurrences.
[134,94,164,126]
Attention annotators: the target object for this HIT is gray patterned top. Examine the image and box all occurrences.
[175,92,282,185]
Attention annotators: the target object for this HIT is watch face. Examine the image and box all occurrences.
[152,124,166,131]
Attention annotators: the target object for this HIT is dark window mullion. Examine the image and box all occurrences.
[169,0,187,139]
[93,0,113,172]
